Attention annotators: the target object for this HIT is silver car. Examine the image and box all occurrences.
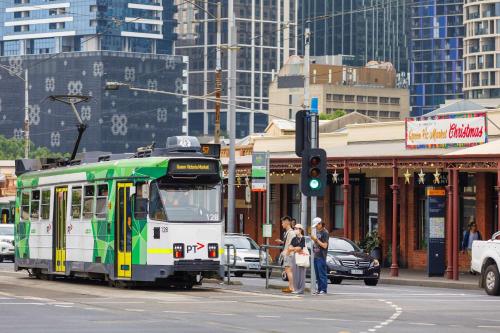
[223,234,271,278]
[0,224,14,263]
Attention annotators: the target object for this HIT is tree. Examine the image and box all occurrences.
[319,110,346,120]
[0,135,68,160]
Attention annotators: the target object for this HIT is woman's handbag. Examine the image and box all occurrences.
[295,246,310,268]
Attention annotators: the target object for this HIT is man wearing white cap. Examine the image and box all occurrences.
[311,217,329,295]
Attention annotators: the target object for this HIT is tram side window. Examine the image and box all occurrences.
[30,190,40,220]
[83,185,95,219]
[21,192,30,220]
[149,183,166,221]
[134,183,148,220]
[96,184,108,219]
[41,190,50,220]
[71,187,82,219]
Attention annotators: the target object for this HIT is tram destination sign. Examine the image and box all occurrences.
[405,113,487,149]
[168,160,218,174]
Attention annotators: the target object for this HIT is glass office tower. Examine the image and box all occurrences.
[410,1,464,116]
[299,0,411,73]
[174,0,298,138]
[0,0,176,55]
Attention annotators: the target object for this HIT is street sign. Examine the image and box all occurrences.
[252,152,268,192]
[311,97,319,114]
[262,224,272,238]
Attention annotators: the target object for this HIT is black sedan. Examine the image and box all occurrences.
[326,237,380,286]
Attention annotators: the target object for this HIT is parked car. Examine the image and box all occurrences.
[223,234,271,278]
[0,224,14,263]
[326,237,380,286]
[279,236,380,286]
[472,231,500,295]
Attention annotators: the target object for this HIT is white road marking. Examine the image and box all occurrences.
[163,310,191,314]
[256,315,280,318]
[0,302,45,305]
[23,296,56,301]
[209,313,234,316]
[125,308,145,312]
[360,299,403,333]
[159,300,237,304]
[54,304,73,308]
[85,301,145,304]
[408,322,436,326]
[478,326,500,329]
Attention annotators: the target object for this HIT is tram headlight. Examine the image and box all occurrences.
[208,243,219,258]
[173,243,185,259]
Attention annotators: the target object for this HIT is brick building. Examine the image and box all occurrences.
[222,108,500,278]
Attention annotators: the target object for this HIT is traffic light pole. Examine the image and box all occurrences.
[304,21,317,295]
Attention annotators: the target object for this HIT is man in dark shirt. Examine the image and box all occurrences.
[311,217,329,295]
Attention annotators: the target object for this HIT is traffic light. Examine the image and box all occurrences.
[301,148,327,197]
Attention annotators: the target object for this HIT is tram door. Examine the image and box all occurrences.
[116,183,133,279]
[54,187,68,273]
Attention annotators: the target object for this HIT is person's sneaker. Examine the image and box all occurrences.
[312,291,319,295]
[318,291,327,295]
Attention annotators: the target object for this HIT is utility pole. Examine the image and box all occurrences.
[304,21,317,295]
[24,68,29,158]
[226,0,237,233]
[214,1,222,144]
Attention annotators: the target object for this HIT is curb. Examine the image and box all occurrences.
[268,284,311,293]
[379,278,480,290]
[204,278,243,286]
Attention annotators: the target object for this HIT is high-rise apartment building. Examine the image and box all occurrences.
[0,0,176,55]
[463,0,500,99]
[298,0,411,73]
[174,0,298,138]
[410,1,464,116]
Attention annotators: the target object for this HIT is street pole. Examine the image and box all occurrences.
[214,1,222,144]
[227,0,237,233]
[24,68,29,158]
[304,22,317,295]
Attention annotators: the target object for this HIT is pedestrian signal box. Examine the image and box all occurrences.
[301,148,327,197]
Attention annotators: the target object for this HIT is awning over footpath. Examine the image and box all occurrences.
[446,139,500,156]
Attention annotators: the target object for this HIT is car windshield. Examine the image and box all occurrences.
[150,182,221,222]
[0,226,13,236]
[328,238,360,253]
[225,237,259,250]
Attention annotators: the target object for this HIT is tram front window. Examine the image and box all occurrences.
[150,183,221,222]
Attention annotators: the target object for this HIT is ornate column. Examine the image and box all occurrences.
[453,169,459,280]
[496,162,500,231]
[445,170,453,280]
[390,160,399,277]
[343,161,350,239]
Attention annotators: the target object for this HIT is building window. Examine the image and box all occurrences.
[390,111,400,118]
[380,97,389,104]
[288,185,302,225]
[390,98,400,105]
[326,94,333,101]
[368,96,378,104]
[357,96,367,103]
[365,178,378,233]
[332,185,344,230]
[460,173,476,243]
[333,94,343,102]
[367,110,378,117]
[379,111,390,118]
[14,25,29,32]
[345,95,355,102]
[49,22,65,29]
[288,109,292,119]
[14,11,29,18]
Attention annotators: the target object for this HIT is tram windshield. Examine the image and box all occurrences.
[150,182,222,222]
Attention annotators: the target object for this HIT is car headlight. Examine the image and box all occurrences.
[370,259,380,267]
[326,254,341,266]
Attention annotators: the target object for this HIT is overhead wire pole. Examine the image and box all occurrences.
[227,0,237,233]
[214,1,222,144]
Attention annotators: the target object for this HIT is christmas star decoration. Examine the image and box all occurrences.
[404,169,411,184]
[433,169,441,184]
[418,169,425,184]
[332,170,339,184]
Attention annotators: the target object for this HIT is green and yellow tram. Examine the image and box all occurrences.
[14,137,223,288]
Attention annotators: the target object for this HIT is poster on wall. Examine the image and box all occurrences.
[405,113,487,149]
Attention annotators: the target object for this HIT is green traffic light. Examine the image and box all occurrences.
[309,178,321,189]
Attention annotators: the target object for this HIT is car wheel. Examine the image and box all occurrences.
[484,264,500,296]
[281,270,288,281]
[330,277,342,284]
[364,279,379,286]
[234,272,243,278]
